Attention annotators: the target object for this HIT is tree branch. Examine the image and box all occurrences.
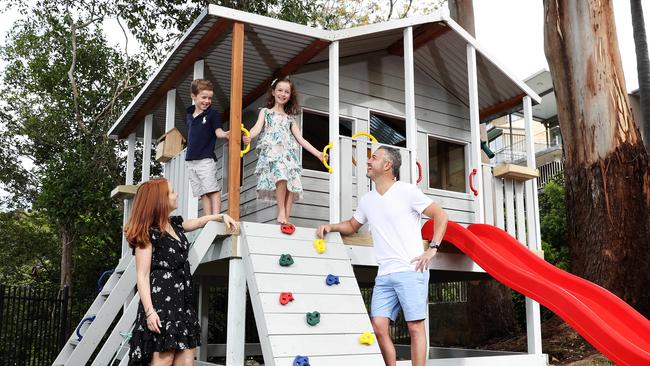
[387,0,396,20]
[401,0,414,17]
[65,6,86,132]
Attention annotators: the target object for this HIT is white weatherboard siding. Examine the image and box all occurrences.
[218,53,475,227]
[241,222,384,366]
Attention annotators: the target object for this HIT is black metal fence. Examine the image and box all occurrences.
[1,281,468,365]
[0,284,95,366]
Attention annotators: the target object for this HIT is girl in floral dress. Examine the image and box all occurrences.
[125,177,236,365]
[244,77,324,227]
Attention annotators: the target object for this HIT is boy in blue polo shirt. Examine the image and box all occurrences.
[186,79,229,216]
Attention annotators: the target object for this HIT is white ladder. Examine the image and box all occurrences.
[53,221,227,366]
[53,253,136,366]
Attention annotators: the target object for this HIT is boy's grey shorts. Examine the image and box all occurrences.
[186,158,221,197]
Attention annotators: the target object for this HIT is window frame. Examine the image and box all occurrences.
[299,107,357,173]
[424,133,471,198]
[367,109,407,148]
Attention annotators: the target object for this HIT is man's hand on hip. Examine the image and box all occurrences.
[411,248,437,272]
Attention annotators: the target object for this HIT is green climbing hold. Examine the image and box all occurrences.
[279,254,294,267]
[306,311,320,326]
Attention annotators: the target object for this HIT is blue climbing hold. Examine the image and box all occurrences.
[293,355,310,366]
[325,274,340,286]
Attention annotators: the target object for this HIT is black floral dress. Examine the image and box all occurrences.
[128,216,201,365]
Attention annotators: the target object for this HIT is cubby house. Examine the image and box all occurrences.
[56,5,548,366]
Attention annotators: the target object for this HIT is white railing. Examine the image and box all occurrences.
[338,136,412,220]
[165,149,192,219]
[482,165,538,247]
[538,160,563,188]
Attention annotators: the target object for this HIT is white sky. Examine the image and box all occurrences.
[473,0,648,91]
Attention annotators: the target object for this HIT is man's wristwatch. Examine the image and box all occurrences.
[429,241,440,250]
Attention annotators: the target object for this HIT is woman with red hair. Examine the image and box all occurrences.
[125,177,236,365]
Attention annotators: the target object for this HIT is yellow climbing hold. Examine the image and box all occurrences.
[359,331,375,345]
[313,239,326,254]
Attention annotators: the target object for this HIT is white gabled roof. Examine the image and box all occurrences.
[108,5,540,139]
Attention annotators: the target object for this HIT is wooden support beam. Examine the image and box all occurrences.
[403,26,417,183]
[387,22,450,56]
[126,133,136,185]
[141,114,153,182]
[225,38,330,119]
[329,41,340,223]
[227,22,244,221]
[467,44,484,224]
[118,19,232,139]
[479,93,527,121]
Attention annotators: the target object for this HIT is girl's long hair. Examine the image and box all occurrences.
[264,77,300,115]
[125,178,171,249]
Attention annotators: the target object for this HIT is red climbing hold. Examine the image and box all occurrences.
[281,223,296,235]
[279,292,294,305]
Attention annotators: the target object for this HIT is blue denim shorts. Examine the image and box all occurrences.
[371,271,429,322]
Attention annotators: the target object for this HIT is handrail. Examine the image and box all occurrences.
[469,169,478,196]
[240,124,251,157]
[322,141,333,173]
[97,269,114,292]
[351,132,378,143]
[76,315,96,341]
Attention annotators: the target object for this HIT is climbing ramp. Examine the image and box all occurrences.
[53,221,227,366]
[241,222,384,366]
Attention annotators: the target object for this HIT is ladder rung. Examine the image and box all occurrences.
[100,288,112,297]
[70,338,79,346]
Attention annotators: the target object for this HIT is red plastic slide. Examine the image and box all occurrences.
[422,220,650,366]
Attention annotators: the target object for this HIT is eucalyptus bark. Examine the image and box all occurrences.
[544,0,650,316]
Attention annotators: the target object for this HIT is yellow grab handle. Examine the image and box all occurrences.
[323,141,333,174]
[351,132,378,143]
[240,124,251,158]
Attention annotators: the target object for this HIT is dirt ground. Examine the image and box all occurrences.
[480,316,614,365]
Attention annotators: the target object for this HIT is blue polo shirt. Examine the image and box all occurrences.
[185,105,222,161]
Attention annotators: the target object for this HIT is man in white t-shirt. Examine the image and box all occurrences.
[317,146,448,366]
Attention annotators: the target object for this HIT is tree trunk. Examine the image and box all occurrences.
[631,0,650,151]
[544,0,650,316]
[448,0,475,35]
[449,0,517,341]
[60,225,73,289]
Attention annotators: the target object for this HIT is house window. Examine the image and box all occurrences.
[428,136,466,193]
[369,112,406,147]
[301,110,353,172]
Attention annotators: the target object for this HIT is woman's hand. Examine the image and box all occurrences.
[146,311,162,334]
[316,151,327,162]
[221,214,238,230]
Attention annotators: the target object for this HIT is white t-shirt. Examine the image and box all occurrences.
[353,181,433,276]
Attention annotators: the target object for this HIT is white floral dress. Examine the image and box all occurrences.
[254,109,303,202]
[128,216,201,365]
